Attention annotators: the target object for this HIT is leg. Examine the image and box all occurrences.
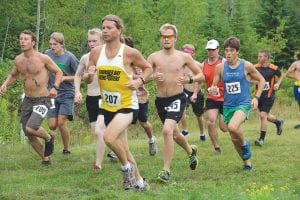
[206,109,221,150]
[227,110,252,167]
[180,108,189,136]
[57,114,70,152]
[91,115,106,168]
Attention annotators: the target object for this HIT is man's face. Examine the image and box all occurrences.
[206,48,219,59]
[258,53,267,64]
[224,47,239,62]
[160,29,176,50]
[49,38,63,55]
[102,20,121,42]
[88,34,102,49]
[19,33,34,51]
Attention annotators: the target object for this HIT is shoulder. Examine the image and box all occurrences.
[269,63,278,70]
[147,50,162,60]
[80,53,90,61]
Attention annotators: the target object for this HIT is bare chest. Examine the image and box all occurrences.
[17,58,45,75]
[155,56,185,74]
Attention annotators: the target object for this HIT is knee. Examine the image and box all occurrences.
[25,126,35,135]
[103,133,113,146]
[207,119,215,127]
[227,124,237,133]
[162,127,172,137]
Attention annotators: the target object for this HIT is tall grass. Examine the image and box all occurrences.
[0,102,299,200]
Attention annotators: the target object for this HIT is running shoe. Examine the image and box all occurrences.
[243,165,253,171]
[42,159,51,166]
[135,178,150,191]
[107,151,118,159]
[276,119,284,135]
[149,137,157,156]
[62,149,71,155]
[157,169,170,183]
[122,163,136,190]
[242,140,252,161]
[294,124,300,129]
[189,145,198,170]
[44,135,54,157]
[200,134,206,141]
[182,130,189,136]
[254,138,264,147]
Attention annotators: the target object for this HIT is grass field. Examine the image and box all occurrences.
[0,104,299,200]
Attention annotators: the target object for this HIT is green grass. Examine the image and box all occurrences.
[1,103,300,200]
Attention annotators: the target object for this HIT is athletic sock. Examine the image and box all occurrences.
[260,131,266,140]
[121,163,131,171]
[148,137,155,144]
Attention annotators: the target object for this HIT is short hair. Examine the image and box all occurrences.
[224,37,240,51]
[88,28,103,42]
[20,30,37,48]
[259,50,270,58]
[102,14,124,33]
[124,36,134,48]
[50,32,65,47]
[159,23,178,38]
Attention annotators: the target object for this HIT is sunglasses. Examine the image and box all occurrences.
[160,35,175,40]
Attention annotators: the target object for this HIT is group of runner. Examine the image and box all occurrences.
[1,14,300,191]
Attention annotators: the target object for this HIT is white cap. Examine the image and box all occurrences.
[205,39,219,49]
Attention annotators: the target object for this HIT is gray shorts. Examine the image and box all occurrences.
[20,96,51,135]
[47,97,74,121]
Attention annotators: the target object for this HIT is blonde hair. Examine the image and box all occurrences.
[50,32,65,47]
[182,44,195,51]
[102,14,124,33]
[88,28,103,42]
[159,23,178,38]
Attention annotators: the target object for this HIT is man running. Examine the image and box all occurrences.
[148,23,204,182]
[0,30,62,165]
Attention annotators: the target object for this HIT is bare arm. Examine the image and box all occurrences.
[45,55,63,98]
[0,62,19,95]
[186,54,204,83]
[86,47,100,84]
[286,62,297,80]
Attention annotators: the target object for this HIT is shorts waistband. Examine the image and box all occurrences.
[156,92,185,100]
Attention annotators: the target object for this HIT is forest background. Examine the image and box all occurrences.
[0,0,299,142]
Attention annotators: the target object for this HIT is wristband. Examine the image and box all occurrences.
[140,77,145,84]
[254,96,260,100]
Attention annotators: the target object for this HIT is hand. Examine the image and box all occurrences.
[208,86,218,95]
[274,83,280,90]
[177,76,188,86]
[251,98,258,110]
[190,94,197,103]
[48,88,58,98]
[75,92,83,103]
[155,72,164,82]
[87,65,96,75]
[126,78,142,90]
[0,84,7,96]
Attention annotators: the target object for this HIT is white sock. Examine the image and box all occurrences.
[200,133,205,136]
[121,162,131,171]
[148,136,155,143]
[136,178,144,187]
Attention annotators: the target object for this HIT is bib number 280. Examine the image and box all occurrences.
[33,105,48,118]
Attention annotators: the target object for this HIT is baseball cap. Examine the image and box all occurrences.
[205,39,219,50]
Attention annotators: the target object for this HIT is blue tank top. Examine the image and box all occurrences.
[222,59,251,108]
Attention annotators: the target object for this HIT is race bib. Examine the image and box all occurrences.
[33,105,48,118]
[225,82,241,94]
[165,99,181,112]
[213,88,220,97]
[102,91,121,106]
[263,82,270,91]
[298,87,300,93]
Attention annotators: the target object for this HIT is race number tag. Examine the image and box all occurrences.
[98,99,102,109]
[33,105,48,118]
[165,99,181,112]
[263,82,270,91]
[213,88,220,97]
[225,82,241,94]
[102,91,121,106]
[298,87,300,93]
